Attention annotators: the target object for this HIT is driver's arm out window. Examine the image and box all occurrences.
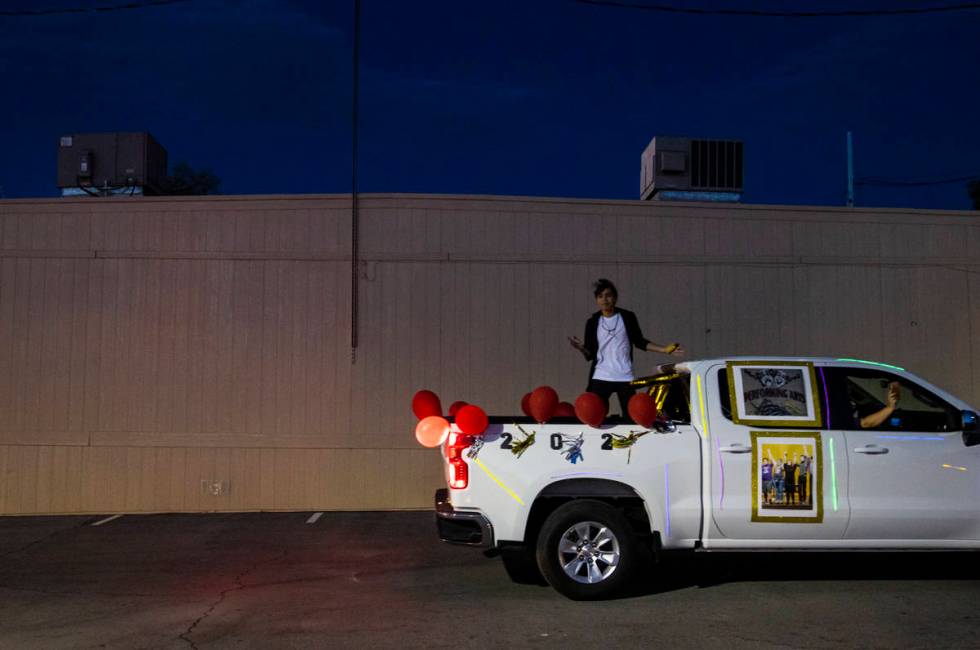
[824,368,959,432]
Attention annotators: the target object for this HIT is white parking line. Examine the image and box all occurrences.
[91,514,123,527]
[306,512,324,524]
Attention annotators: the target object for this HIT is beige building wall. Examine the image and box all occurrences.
[1,193,979,515]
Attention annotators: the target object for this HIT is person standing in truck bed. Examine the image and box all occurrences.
[568,278,684,417]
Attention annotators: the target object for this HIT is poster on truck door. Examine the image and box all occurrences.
[726,361,823,428]
[751,431,823,523]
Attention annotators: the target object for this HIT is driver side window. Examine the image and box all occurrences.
[825,368,959,432]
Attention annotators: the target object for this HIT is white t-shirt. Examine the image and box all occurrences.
[592,313,633,382]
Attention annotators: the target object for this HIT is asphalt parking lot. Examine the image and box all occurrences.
[1,511,979,649]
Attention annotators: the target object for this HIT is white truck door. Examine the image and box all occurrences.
[705,362,849,544]
[825,366,980,541]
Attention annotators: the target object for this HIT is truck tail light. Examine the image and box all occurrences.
[446,431,473,489]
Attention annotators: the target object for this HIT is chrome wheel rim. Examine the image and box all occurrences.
[557,520,621,584]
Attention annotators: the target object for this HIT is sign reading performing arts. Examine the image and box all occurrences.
[725,361,823,428]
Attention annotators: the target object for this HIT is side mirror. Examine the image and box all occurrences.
[962,410,980,447]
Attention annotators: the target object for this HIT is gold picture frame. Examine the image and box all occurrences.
[726,360,822,428]
[751,431,823,523]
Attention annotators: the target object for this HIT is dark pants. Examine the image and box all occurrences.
[587,378,636,418]
[785,481,795,503]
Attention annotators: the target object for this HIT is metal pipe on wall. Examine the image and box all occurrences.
[350,0,361,363]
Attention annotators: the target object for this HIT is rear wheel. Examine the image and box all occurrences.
[499,547,545,585]
[535,500,639,600]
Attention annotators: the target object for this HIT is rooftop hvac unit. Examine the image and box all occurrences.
[57,132,168,197]
[640,136,743,201]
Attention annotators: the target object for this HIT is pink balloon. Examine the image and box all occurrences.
[412,390,442,420]
[415,415,450,448]
[528,386,558,423]
[456,405,489,435]
[574,392,607,428]
[448,400,468,417]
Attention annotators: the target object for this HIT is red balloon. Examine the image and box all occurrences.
[448,401,468,417]
[574,392,607,428]
[555,401,576,417]
[456,404,489,435]
[528,386,559,423]
[412,390,442,420]
[415,415,450,447]
[520,392,532,418]
[628,393,658,428]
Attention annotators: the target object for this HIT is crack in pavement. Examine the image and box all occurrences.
[0,519,92,562]
[0,584,163,599]
[1,552,454,605]
[177,548,290,650]
[168,557,475,595]
[725,633,815,649]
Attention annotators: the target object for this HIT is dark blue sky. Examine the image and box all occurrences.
[2,0,978,208]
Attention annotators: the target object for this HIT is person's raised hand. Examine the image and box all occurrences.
[887,381,901,408]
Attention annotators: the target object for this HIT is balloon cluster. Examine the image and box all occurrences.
[519,386,659,429]
[517,386,577,422]
[412,390,489,447]
[413,382,660,449]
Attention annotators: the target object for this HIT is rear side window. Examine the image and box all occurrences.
[634,373,691,425]
[823,367,959,433]
[718,369,734,420]
[658,375,691,424]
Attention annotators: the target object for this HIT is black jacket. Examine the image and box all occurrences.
[583,307,651,380]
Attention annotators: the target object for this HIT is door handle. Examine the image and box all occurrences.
[854,445,889,455]
[719,444,753,454]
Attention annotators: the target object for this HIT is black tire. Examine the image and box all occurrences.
[535,499,640,600]
[499,547,546,585]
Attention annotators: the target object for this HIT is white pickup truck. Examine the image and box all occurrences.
[434,357,980,599]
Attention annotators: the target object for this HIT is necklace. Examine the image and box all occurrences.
[599,313,620,333]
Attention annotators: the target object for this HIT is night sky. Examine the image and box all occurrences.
[2,0,978,209]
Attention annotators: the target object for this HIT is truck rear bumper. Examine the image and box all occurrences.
[435,488,494,548]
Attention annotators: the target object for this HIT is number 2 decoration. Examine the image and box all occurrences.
[503,425,676,462]
[505,424,536,458]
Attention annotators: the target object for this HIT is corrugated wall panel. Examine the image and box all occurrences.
[905,267,972,395]
[0,259,14,430]
[969,270,980,401]
[792,265,883,360]
[0,446,6,513]
[0,195,979,514]
[67,260,89,433]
